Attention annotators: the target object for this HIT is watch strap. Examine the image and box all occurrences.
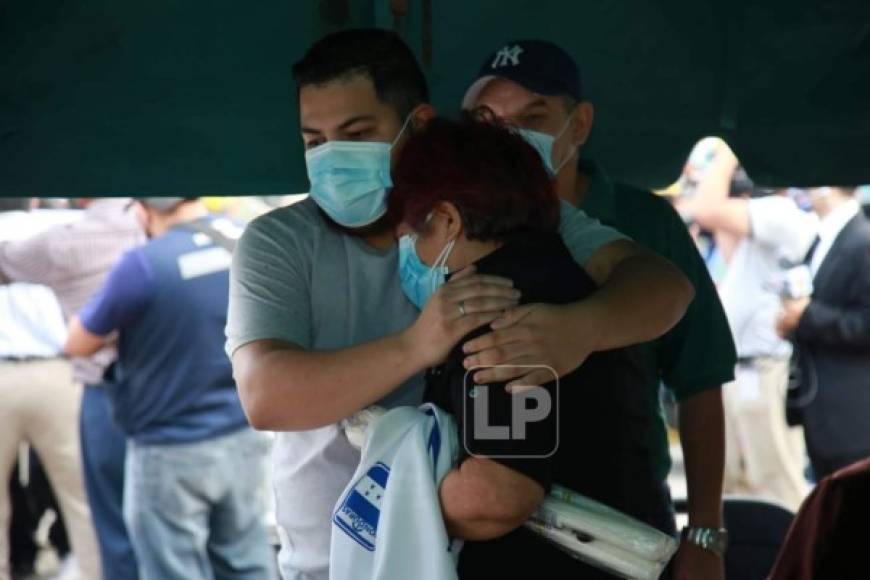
[681,526,728,557]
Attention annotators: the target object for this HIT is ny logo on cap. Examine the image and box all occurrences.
[491,45,523,68]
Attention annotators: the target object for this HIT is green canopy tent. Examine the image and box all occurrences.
[1,0,868,196]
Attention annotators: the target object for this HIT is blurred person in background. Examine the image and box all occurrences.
[776,186,870,478]
[677,138,739,284]
[858,185,870,217]
[680,146,817,511]
[65,198,274,580]
[0,197,144,580]
[0,198,101,580]
[464,40,735,578]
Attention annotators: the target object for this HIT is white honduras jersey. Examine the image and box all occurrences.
[330,404,461,580]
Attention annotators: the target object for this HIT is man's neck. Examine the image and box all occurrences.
[557,163,591,209]
[360,229,398,252]
[816,196,854,220]
[153,203,209,236]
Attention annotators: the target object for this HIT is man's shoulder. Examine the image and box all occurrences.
[74,203,139,233]
[253,197,322,227]
[607,181,695,252]
[109,245,150,277]
[850,212,870,237]
[242,197,325,246]
[0,209,83,242]
[840,213,870,254]
[612,180,682,222]
[748,194,810,223]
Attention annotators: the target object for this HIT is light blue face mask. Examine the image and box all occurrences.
[517,114,575,178]
[304,116,412,228]
[398,233,456,309]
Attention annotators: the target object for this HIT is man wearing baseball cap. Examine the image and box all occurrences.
[465,40,736,580]
[65,197,275,579]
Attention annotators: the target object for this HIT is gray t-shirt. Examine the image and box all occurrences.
[225,196,626,579]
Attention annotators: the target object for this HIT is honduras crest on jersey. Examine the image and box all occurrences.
[334,461,390,551]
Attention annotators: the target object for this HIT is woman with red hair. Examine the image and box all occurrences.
[389,116,668,579]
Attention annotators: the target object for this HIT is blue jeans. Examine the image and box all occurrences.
[123,428,275,580]
[80,384,139,580]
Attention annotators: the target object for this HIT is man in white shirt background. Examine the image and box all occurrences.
[776,187,870,479]
[0,199,101,580]
[679,146,818,511]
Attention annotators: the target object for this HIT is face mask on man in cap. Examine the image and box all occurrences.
[515,113,576,177]
[463,40,592,182]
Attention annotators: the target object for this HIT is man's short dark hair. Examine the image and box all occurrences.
[292,28,429,120]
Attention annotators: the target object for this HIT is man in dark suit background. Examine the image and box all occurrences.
[777,186,870,479]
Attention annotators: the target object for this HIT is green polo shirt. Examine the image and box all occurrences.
[580,160,737,482]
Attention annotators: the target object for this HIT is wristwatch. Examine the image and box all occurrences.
[680,526,729,557]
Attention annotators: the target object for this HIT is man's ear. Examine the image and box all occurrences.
[134,203,153,236]
[391,103,435,165]
[411,103,436,129]
[572,101,594,147]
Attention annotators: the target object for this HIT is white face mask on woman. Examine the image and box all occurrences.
[397,229,456,310]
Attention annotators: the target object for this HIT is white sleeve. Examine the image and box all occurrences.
[748,196,818,262]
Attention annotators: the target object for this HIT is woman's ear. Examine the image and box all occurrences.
[436,202,464,241]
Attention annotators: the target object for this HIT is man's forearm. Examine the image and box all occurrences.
[64,316,108,357]
[797,300,870,350]
[580,251,694,352]
[678,388,725,527]
[233,333,426,431]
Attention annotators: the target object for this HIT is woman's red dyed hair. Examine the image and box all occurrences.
[388,115,560,240]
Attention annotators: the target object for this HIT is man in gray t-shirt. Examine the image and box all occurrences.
[227,30,693,580]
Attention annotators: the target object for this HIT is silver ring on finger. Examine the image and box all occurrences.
[458,300,467,316]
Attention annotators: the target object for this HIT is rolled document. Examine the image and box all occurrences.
[342,406,678,580]
[523,487,677,580]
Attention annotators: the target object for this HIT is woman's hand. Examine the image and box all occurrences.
[401,265,521,369]
[461,301,602,392]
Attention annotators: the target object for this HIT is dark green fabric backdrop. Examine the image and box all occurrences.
[1,0,868,196]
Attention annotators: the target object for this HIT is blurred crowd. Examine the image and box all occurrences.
[0,196,289,580]
[667,138,870,507]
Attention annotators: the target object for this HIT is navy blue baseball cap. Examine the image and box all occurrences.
[462,40,583,110]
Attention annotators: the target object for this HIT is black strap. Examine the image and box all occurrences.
[178,218,238,252]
